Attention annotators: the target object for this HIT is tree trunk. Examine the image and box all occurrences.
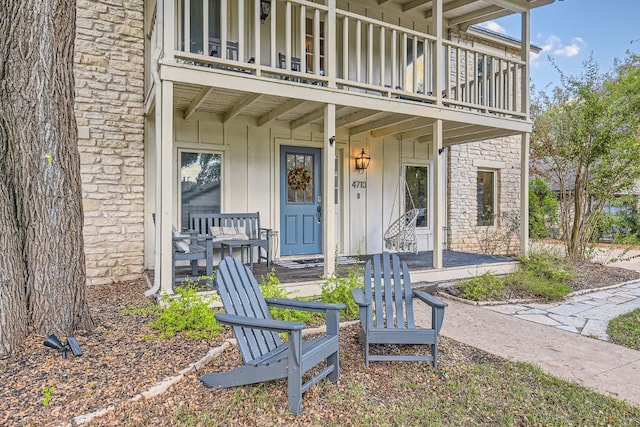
[0,0,93,357]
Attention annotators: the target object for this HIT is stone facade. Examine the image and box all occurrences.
[448,135,522,255]
[74,0,146,285]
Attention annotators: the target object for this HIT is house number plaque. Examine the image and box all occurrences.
[352,180,367,189]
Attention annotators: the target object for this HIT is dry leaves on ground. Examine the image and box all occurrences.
[1,262,638,426]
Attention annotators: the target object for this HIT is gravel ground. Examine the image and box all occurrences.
[1,262,638,426]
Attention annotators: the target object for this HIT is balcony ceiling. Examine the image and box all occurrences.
[375,0,555,29]
[173,82,520,145]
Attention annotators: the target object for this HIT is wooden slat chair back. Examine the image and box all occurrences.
[217,257,281,362]
[201,257,345,414]
[352,252,447,366]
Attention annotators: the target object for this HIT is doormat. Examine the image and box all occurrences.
[275,256,362,269]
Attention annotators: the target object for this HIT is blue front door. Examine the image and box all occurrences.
[280,146,322,256]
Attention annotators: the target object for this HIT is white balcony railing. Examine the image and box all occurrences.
[171,0,527,118]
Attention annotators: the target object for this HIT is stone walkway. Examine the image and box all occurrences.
[413,249,640,407]
[484,281,640,341]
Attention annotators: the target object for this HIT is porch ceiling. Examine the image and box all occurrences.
[174,82,521,145]
[379,0,555,29]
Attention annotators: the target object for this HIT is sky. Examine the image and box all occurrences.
[476,0,640,94]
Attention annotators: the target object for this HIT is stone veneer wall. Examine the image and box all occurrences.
[74,0,146,285]
[447,135,522,255]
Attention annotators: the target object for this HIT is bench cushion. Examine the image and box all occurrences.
[210,226,249,242]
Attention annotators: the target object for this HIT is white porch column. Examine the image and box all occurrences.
[520,11,531,256]
[432,119,443,269]
[159,80,174,295]
[323,103,336,276]
[520,132,530,256]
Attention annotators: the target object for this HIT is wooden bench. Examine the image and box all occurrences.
[189,212,272,267]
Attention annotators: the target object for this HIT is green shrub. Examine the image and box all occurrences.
[518,250,574,283]
[150,287,222,339]
[507,272,571,301]
[320,264,364,320]
[455,272,506,301]
[509,251,573,301]
[259,269,314,323]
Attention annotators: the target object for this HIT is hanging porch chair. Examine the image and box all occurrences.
[382,137,421,254]
[383,208,420,254]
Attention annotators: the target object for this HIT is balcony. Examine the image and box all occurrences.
[154,0,537,133]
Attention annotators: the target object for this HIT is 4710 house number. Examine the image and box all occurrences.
[352,180,367,189]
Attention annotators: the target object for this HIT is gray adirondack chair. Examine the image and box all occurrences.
[201,257,345,414]
[351,252,448,367]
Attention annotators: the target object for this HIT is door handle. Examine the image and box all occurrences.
[316,205,322,223]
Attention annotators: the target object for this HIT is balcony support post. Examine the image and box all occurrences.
[327,0,336,88]
[521,10,530,117]
[431,0,443,106]
[163,0,175,60]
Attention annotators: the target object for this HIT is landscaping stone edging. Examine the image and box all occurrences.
[65,320,361,426]
[436,277,640,307]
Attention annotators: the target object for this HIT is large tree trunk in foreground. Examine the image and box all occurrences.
[0,0,93,357]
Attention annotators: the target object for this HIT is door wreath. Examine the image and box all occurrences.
[287,166,312,191]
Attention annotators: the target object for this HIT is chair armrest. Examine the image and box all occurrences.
[215,313,305,332]
[413,290,448,309]
[351,288,370,307]
[259,227,272,239]
[265,298,345,313]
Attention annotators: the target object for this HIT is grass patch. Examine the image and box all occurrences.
[185,343,640,426]
[454,250,574,302]
[607,308,640,350]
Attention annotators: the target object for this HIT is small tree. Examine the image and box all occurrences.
[531,53,640,259]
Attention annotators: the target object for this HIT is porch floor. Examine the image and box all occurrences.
[252,250,515,284]
[149,250,518,298]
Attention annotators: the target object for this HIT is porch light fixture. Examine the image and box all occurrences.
[354,148,371,174]
[260,0,271,22]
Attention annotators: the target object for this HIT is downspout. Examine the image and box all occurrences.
[145,0,164,297]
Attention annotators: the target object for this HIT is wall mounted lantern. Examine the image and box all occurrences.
[260,0,272,22]
[354,148,371,174]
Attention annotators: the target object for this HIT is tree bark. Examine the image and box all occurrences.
[0,0,93,357]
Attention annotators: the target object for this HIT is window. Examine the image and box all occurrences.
[179,151,222,230]
[477,170,496,226]
[405,165,429,228]
[286,153,315,203]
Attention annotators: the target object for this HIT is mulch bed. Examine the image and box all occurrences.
[1,262,638,426]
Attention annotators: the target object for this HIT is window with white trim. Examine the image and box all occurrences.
[179,151,222,230]
[405,164,430,228]
[477,170,496,226]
